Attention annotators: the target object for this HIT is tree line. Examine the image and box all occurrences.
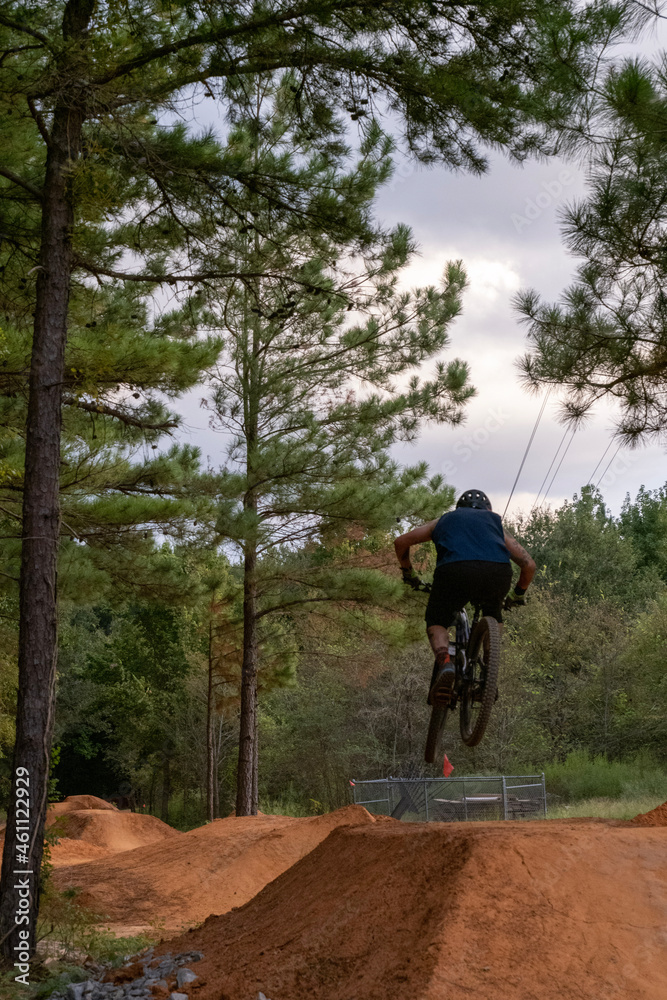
[3,482,659,827]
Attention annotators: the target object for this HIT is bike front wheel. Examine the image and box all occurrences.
[425,703,448,764]
[459,616,500,748]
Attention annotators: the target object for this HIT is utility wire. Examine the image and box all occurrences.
[503,390,551,518]
[540,427,577,507]
[595,443,622,488]
[588,438,614,485]
[532,425,569,512]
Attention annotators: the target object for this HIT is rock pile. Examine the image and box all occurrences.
[47,951,204,1000]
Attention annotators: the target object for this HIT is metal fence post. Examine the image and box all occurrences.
[424,780,429,822]
[463,778,468,821]
[502,776,508,820]
[542,772,547,817]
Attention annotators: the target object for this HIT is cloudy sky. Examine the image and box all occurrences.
[175,15,667,520]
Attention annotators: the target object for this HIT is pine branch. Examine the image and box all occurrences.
[0,13,48,44]
[0,166,43,201]
[88,0,363,87]
[76,258,314,287]
[62,395,178,431]
[26,97,50,146]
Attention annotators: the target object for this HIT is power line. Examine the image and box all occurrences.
[596,443,622,488]
[503,390,551,518]
[532,425,569,512]
[588,438,614,485]
[540,427,577,507]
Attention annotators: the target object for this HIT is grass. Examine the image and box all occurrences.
[36,884,156,967]
[259,794,324,817]
[0,887,159,1000]
[543,750,667,802]
[547,794,663,820]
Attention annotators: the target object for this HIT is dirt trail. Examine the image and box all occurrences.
[155,818,667,1000]
[53,804,376,932]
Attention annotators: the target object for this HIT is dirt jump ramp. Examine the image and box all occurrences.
[53,805,376,934]
[157,818,667,1000]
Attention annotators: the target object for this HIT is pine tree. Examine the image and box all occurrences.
[202,75,474,813]
[0,0,644,956]
[515,52,667,442]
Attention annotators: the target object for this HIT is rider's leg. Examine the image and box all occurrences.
[426,628,455,705]
[424,571,458,704]
[427,624,449,657]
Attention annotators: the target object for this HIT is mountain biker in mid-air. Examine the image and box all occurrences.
[394,489,536,707]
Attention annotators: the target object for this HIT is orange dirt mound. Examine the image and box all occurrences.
[156,819,667,1000]
[631,800,667,826]
[49,810,179,854]
[47,795,117,817]
[50,838,112,867]
[53,805,376,933]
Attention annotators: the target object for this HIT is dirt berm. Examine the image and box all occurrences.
[156,818,667,1000]
[53,805,377,933]
[44,795,179,867]
[47,794,117,817]
[48,809,179,854]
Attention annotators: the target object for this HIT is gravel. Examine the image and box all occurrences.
[46,951,204,1000]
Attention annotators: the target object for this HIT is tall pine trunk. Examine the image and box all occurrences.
[252,689,259,810]
[236,536,258,815]
[0,0,92,961]
[161,755,171,824]
[235,305,260,817]
[206,618,215,822]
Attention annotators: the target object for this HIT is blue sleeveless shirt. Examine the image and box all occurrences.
[431,508,510,568]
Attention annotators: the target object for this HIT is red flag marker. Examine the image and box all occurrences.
[349,779,356,786]
[442,754,454,777]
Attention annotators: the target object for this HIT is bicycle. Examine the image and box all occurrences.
[424,605,501,763]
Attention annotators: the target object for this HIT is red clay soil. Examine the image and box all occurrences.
[154,818,667,1000]
[630,799,667,826]
[47,794,117,817]
[48,809,179,855]
[50,838,112,867]
[53,805,376,934]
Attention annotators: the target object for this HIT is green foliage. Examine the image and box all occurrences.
[619,485,667,579]
[544,750,667,802]
[0,300,221,605]
[547,795,665,820]
[54,599,204,803]
[37,884,156,967]
[511,485,658,605]
[515,51,667,442]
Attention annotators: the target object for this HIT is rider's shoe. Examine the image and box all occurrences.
[427,651,455,707]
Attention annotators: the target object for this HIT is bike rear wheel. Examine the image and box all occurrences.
[424,704,448,764]
[459,616,500,747]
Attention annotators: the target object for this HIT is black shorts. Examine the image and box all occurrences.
[425,560,513,629]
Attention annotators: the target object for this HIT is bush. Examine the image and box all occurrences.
[544,751,667,801]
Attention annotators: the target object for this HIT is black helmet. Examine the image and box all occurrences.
[456,489,492,511]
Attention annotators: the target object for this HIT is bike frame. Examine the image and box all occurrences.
[453,606,482,693]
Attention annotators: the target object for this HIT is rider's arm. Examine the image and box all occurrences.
[503,531,536,591]
[394,520,439,571]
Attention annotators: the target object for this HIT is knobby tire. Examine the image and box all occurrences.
[460,616,500,748]
[425,703,447,764]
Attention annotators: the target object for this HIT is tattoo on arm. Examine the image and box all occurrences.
[513,542,532,567]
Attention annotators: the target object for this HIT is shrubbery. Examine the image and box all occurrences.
[544,751,667,802]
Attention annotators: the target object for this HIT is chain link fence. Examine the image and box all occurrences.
[350,775,546,822]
